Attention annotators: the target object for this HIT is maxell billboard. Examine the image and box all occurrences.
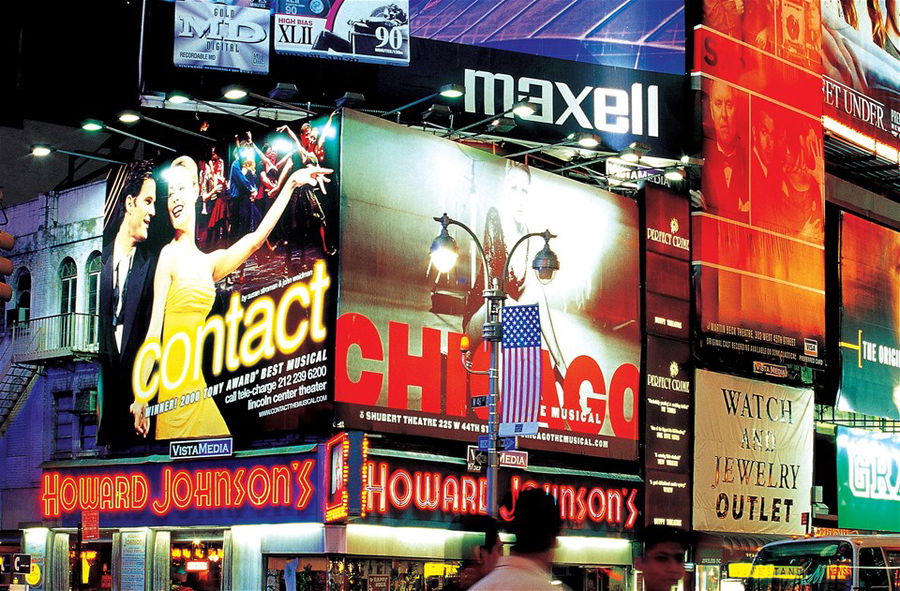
[335,110,641,460]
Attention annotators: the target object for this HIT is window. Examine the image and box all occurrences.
[86,252,101,344]
[8,269,30,330]
[54,391,74,455]
[859,547,889,591]
[59,258,77,347]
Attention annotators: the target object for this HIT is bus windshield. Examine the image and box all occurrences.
[745,541,854,591]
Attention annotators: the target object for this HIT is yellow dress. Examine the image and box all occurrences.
[155,274,230,440]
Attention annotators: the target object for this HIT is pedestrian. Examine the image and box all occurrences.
[470,489,562,590]
[443,515,503,590]
[634,525,691,591]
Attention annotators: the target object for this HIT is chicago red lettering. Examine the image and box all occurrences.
[336,313,639,439]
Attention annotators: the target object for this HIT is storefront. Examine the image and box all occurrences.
[695,533,785,591]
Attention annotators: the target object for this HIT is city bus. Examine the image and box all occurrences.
[745,536,900,591]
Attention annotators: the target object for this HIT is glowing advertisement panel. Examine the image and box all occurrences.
[174,0,270,74]
[363,455,640,534]
[693,370,813,535]
[837,212,900,419]
[836,427,900,532]
[408,0,685,74]
[335,111,641,460]
[274,0,410,66]
[693,7,825,374]
[39,453,321,527]
[822,0,900,151]
[97,115,338,448]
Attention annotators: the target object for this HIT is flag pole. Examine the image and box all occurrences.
[429,215,559,518]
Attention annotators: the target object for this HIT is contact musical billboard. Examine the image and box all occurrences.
[335,110,641,460]
[822,0,900,152]
[693,1,825,374]
[97,115,339,448]
[837,212,900,420]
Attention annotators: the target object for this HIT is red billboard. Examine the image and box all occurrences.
[693,6,826,373]
[334,111,641,459]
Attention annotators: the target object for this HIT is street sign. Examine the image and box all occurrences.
[499,450,528,469]
[466,445,486,472]
[471,395,488,409]
[0,553,10,573]
[12,553,31,576]
[477,435,492,451]
[500,437,517,451]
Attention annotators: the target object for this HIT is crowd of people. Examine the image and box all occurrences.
[439,490,691,591]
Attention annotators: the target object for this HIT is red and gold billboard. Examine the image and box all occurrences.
[837,212,900,419]
[335,111,641,459]
[694,2,826,373]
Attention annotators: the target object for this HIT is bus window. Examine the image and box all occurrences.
[858,548,889,591]
[746,541,854,591]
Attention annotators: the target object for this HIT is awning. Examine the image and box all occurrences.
[696,532,788,565]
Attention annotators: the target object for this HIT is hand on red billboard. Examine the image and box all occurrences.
[129,401,150,437]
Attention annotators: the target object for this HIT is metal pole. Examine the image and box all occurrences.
[485,292,502,517]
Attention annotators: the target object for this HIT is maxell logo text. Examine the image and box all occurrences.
[465,69,658,136]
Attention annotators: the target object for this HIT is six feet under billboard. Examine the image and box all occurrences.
[334,110,641,460]
[98,114,339,449]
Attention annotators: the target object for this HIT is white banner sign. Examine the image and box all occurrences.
[693,370,813,534]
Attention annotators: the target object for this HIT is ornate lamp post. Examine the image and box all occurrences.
[429,213,559,517]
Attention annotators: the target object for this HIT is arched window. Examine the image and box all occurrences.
[12,268,30,327]
[59,258,77,346]
[86,252,101,344]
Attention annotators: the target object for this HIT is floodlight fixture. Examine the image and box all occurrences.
[118,109,217,142]
[381,83,465,119]
[504,132,603,159]
[336,92,366,108]
[221,83,314,116]
[443,100,537,138]
[30,144,126,165]
[167,90,267,128]
[80,119,176,152]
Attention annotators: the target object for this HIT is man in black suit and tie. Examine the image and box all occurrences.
[97,161,158,447]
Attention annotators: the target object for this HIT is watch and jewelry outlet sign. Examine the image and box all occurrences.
[693,370,813,535]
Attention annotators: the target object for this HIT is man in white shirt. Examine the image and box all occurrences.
[470,489,562,590]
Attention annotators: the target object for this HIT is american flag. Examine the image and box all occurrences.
[500,304,541,437]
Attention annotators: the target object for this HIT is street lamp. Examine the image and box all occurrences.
[429,213,559,517]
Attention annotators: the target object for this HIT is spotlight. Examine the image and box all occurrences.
[31,144,52,157]
[222,85,248,100]
[336,92,366,108]
[166,91,191,104]
[81,119,104,132]
[118,110,141,124]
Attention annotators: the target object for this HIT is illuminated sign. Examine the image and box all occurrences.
[98,114,339,449]
[186,560,209,572]
[362,457,640,532]
[827,564,852,580]
[324,433,349,522]
[693,13,826,375]
[837,427,900,531]
[837,213,900,420]
[40,454,320,526]
[693,371,813,535]
[174,0,270,74]
[170,437,233,460]
[336,111,641,460]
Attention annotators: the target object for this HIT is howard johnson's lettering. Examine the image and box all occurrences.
[170,437,233,459]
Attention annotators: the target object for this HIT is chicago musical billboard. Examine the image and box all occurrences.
[98,115,339,448]
[837,212,900,420]
[335,110,641,460]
